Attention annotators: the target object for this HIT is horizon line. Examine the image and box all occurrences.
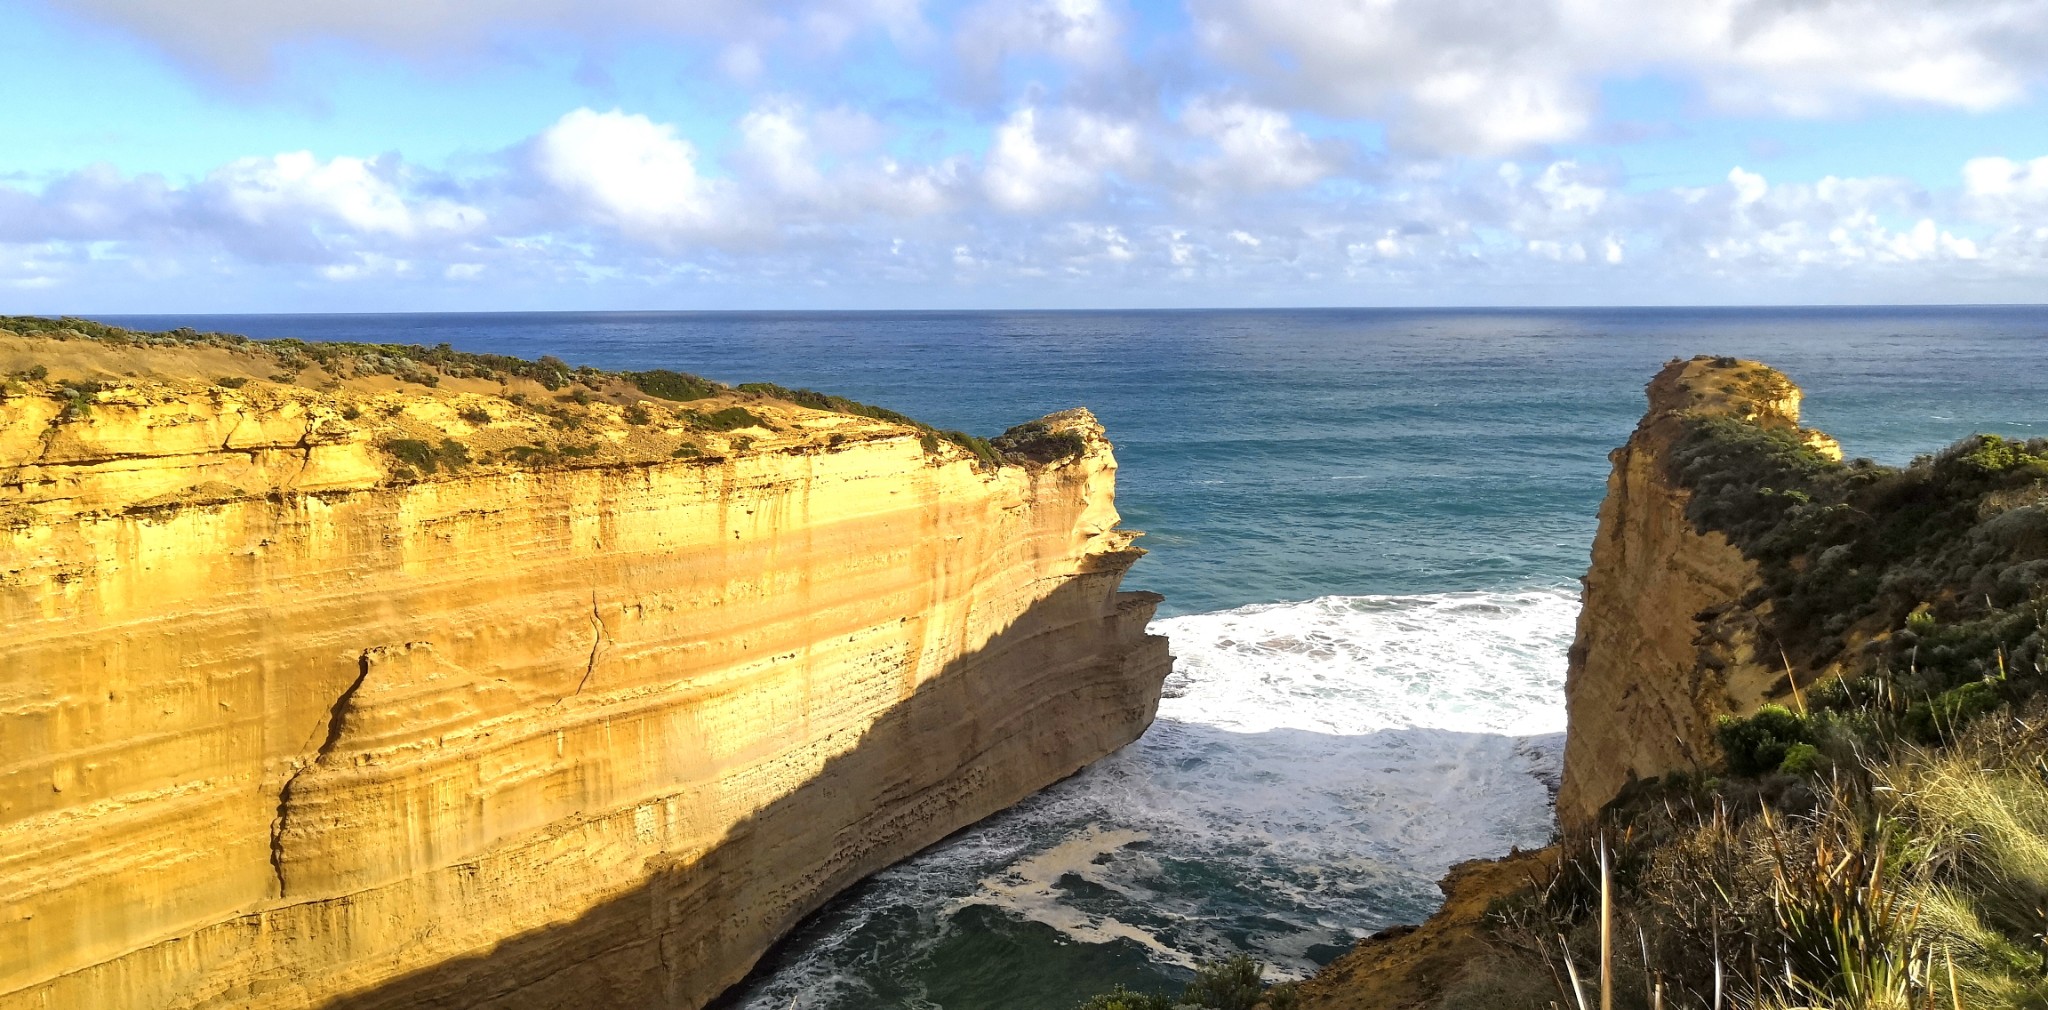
[24,302,2048,320]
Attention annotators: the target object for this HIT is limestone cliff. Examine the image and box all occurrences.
[0,328,1171,1010]
[1556,355,1840,830]
[1300,356,1851,1008]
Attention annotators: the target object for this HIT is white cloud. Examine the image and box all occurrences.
[955,0,1121,85]
[1180,97,1330,192]
[1963,155,2048,217]
[534,108,724,242]
[46,0,928,81]
[982,105,1142,213]
[1192,0,2048,154]
[10,101,2048,306]
[204,151,482,239]
[734,100,963,219]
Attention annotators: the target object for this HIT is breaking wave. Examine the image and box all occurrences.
[718,587,1578,1009]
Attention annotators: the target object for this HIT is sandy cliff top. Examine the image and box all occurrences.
[0,317,1100,518]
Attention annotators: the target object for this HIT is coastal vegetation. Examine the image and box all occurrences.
[1399,392,2048,1008]
[0,315,1092,473]
[1079,955,1300,1010]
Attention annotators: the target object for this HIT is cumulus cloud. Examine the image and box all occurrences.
[8,100,2048,305]
[203,152,482,240]
[1179,97,1332,192]
[533,108,726,243]
[982,105,1143,213]
[42,0,927,81]
[734,100,964,218]
[1192,0,2048,154]
[954,0,1121,87]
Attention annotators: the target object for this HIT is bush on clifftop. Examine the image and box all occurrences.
[1077,955,1298,1010]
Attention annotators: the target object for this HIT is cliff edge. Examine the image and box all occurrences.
[1556,355,1838,830]
[1298,356,1848,1007]
[0,322,1172,1010]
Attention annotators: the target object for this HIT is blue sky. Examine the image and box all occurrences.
[4,0,2048,311]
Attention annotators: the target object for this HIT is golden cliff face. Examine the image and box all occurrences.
[1556,356,1839,831]
[0,339,1170,1010]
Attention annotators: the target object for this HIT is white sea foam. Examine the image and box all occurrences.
[726,587,1578,1005]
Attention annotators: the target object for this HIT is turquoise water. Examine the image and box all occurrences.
[106,307,2048,1007]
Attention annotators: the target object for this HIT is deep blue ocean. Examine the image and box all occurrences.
[104,307,2048,1008]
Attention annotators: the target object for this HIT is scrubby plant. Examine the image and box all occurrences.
[627,369,718,402]
[735,381,919,425]
[54,381,107,422]
[1077,985,1173,1010]
[458,405,492,425]
[992,418,1088,465]
[1075,955,1295,1010]
[623,403,652,425]
[380,437,470,475]
[1949,434,2048,476]
[691,406,768,432]
[942,430,1002,469]
[1718,705,1814,777]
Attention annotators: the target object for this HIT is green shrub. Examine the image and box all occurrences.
[1906,606,1937,635]
[628,369,719,402]
[380,438,470,475]
[54,381,107,422]
[735,381,917,425]
[623,403,651,425]
[1949,434,2048,475]
[216,376,248,389]
[942,430,1002,469]
[1718,704,1813,776]
[1778,741,1825,775]
[458,405,492,425]
[1074,955,1289,1010]
[693,406,767,432]
[1076,985,1173,1010]
[671,444,702,458]
[1906,680,2005,741]
[919,431,940,453]
[1181,954,1267,1010]
[993,419,1088,464]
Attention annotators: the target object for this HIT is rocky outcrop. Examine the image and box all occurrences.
[1297,357,1855,1009]
[1290,849,1553,1010]
[0,338,1170,1010]
[1557,355,1839,831]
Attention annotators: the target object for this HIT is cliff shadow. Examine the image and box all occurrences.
[312,574,1169,1010]
[705,718,1564,1010]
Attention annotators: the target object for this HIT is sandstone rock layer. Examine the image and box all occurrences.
[0,359,1170,1010]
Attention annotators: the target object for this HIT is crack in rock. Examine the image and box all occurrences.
[572,591,610,699]
[269,651,372,899]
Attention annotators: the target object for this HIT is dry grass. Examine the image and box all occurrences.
[1483,708,2048,1010]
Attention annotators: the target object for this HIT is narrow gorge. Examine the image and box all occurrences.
[0,327,1171,1010]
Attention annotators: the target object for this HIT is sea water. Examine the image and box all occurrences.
[106,307,2048,1008]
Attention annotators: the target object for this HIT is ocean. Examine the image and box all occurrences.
[104,306,2048,1008]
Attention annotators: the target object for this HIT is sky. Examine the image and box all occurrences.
[4,0,2048,311]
